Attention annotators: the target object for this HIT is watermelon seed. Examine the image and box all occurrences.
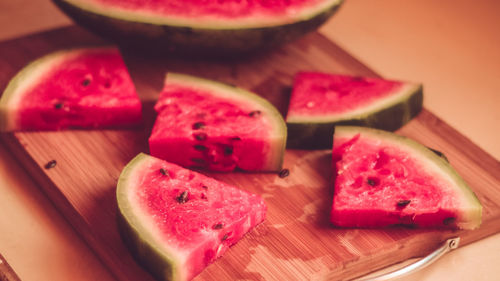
[159,168,169,177]
[176,191,189,204]
[224,146,233,156]
[54,102,64,109]
[44,160,57,169]
[212,223,224,230]
[194,133,207,141]
[278,169,290,178]
[201,185,208,189]
[194,145,208,151]
[249,110,261,117]
[192,122,206,130]
[396,200,411,208]
[443,217,456,225]
[81,79,91,86]
[221,234,229,241]
[367,177,380,186]
[230,136,241,141]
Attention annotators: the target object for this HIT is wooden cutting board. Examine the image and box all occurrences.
[1,26,500,281]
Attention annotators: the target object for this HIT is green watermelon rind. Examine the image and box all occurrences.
[286,82,423,149]
[162,72,287,172]
[117,153,181,281]
[52,0,343,55]
[333,126,482,230]
[0,46,115,132]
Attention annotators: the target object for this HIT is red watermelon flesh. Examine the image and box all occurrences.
[285,72,423,149]
[0,47,142,131]
[117,153,266,281]
[85,0,332,21]
[149,73,286,172]
[330,126,482,229]
[287,72,405,118]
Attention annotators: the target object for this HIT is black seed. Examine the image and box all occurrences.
[212,223,224,230]
[396,200,411,208]
[443,217,456,225]
[278,169,290,178]
[366,177,380,186]
[192,122,206,130]
[224,146,233,156]
[221,233,229,241]
[191,158,207,165]
[201,185,208,189]
[54,102,63,109]
[249,110,261,117]
[176,191,189,204]
[230,136,241,141]
[81,79,91,87]
[194,145,208,151]
[44,160,57,169]
[159,168,169,176]
[194,133,207,141]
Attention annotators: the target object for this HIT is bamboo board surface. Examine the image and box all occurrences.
[1,26,500,281]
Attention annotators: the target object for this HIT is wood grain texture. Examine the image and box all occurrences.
[0,254,22,281]
[1,26,499,281]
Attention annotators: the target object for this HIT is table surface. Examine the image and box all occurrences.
[0,1,499,280]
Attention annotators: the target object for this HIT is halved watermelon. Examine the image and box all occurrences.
[52,0,343,55]
[286,72,423,149]
[0,46,142,131]
[149,73,286,172]
[330,126,482,229]
[117,153,267,281]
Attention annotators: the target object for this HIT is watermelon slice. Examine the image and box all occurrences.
[52,0,343,55]
[149,73,287,172]
[0,46,142,131]
[117,153,266,281]
[286,72,423,149]
[330,126,482,229]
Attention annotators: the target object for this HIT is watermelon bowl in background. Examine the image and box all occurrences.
[52,0,344,57]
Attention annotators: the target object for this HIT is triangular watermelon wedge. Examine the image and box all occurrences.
[0,46,142,131]
[149,73,287,172]
[286,72,423,149]
[330,126,482,229]
[117,153,266,281]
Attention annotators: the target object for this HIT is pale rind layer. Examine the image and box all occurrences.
[332,126,482,230]
[286,82,423,149]
[153,72,287,172]
[52,0,343,56]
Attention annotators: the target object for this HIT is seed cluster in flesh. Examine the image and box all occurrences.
[331,133,462,228]
[149,80,274,171]
[127,155,266,280]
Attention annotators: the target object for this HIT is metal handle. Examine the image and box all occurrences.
[355,237,460,281]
